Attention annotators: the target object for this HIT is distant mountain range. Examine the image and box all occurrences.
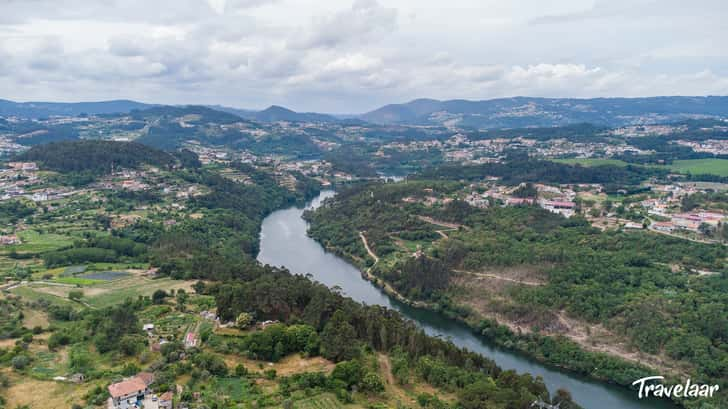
[0,99,154,118]
[3,96,728,128]
[360,96,728,128]
[216,105,342,123]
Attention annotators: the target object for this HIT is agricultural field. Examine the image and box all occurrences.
[1,230,75,255]
[294,393,359,409]
[553,157,728,177]
[9,275,195,308]
[667,158,728,177]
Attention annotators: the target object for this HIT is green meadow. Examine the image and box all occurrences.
[667,158,728,177]
[553,157,728,177]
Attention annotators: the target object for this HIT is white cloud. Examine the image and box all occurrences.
[0,0,726,112]
[288,0,397,49]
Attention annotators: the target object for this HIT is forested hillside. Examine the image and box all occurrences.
[16,140,177,174]
[203,265,582,409]
[306,181,727,408]
[418,157,665,192]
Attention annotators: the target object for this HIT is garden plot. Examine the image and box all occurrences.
[78,271,130,281]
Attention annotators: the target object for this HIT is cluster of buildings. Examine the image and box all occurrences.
[184,143,236,165]
[0,234,20,245]
[378,131,659,166]
[647,209,725,233]
[276,159,330,178]
[96,170,154,191]
[675,139,728,155]
[610,124,686,137]
[464,183,581,217]
[533,139,649,159]
[0,137,26,157]
[0,162,79,203]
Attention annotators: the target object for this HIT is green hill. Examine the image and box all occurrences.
[16,140,176,174]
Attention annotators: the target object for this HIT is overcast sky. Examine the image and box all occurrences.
[0,0,726,113]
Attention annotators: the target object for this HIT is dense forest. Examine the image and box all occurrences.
[16,140,177,174]
[306,181,728,407]
[140,163,317,281]
[203,265,581,409]
[473,123,610,143]
[417,157,665,192]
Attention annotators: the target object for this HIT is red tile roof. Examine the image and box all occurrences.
[108,377,147,398]
[160,391,173,401]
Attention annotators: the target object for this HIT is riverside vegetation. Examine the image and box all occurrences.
[305,174,727,409]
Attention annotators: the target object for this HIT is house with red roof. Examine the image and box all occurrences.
[108,372,154,409]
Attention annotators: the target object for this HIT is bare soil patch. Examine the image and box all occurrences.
[450,274,688,376]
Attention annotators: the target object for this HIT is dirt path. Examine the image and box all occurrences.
[359,232,379,263]
[358,232,427,307]
[417,215,468,230]
[454,269,544,286]
[378,353,415,405]
[378,354,396,387]
[646,227,718,244]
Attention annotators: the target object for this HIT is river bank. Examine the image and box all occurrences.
[259,190,680,409]
[315,234,667,388]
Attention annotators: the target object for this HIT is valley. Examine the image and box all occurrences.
[0,99,725,409]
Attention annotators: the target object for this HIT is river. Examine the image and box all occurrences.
[257,190,677,409]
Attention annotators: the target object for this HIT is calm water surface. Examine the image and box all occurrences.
[257,191,678,409]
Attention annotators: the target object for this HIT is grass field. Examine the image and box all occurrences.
[3,375,93,409]
[393,237,431,252]
[53,277,104,286]
[667,159,728,177]
[84,277,195,308]
[4,230,74,254]
[553,157,728,177]
[22,309,50,328]
[11,276,194,308]
[9,286,76,307]
[209,377,253,402]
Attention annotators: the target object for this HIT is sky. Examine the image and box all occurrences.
[0,0,727,113]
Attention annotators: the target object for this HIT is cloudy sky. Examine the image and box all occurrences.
[0,0,726,113]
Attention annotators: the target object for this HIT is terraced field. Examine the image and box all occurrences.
[294,393,357,409]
